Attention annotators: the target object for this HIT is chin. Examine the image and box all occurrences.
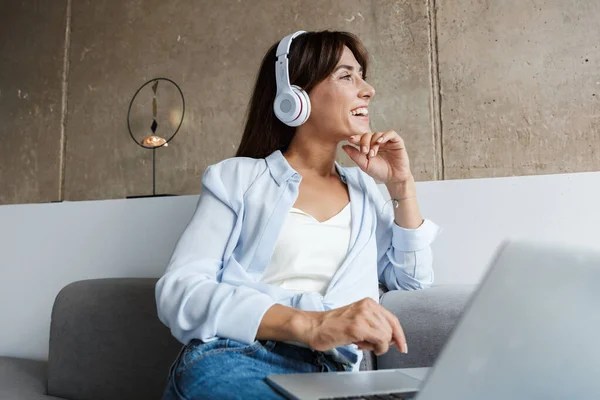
[349,125,370,136]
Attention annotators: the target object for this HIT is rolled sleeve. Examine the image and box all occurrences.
[392,219,443,252]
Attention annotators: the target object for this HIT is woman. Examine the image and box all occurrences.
[157,30,441,399]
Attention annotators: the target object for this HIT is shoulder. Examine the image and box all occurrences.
[202,156,268,196]
[205,156,266,180]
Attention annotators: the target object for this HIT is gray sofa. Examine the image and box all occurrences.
[0,278,475,400]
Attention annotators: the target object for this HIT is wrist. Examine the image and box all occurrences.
[289,310,317,345]
[386,175,416,199]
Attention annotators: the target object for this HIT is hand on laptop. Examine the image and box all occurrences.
[303,298,408,356]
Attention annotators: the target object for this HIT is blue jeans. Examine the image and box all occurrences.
[162,338,353,400]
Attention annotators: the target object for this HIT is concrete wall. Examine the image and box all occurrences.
[0,1,68,204]
[1,0,599,204]
[437,0,600,179]
[2,172,599,360]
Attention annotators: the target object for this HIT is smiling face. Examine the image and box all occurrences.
[303,46,376,139]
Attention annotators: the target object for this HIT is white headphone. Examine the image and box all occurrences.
[273,31,311,127]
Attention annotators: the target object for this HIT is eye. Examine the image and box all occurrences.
[341,74,352,80]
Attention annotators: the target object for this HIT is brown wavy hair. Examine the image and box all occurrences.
[235,31,369,159]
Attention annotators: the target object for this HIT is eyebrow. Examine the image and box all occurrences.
[333,64,364,74]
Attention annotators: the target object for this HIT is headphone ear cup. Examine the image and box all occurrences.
[273,90,297,125]
[289,85,311,127]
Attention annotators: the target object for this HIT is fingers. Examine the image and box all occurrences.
[381,309,408,354]
[359,132,374,157]
[369,132,385,158]
[350,299,408,356]
[366,309,407,355]
[347,299,389,355]
[347,133,367,158]
[348,132,374,158]
[359,325,391,355]
[368,306,394,343]
[355,341,373,351]
[316,298,407,356]
[341,144,368,170]
[348,131,401,159]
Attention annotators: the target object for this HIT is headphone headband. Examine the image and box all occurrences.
[275,30,306,96]
[276,30,306,58]
[273,30,311,127]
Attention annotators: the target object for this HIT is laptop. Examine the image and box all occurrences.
[266,240,600,400]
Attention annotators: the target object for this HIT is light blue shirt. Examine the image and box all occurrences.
[155,149,442,367]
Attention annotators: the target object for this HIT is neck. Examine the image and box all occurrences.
[282,129,339,179]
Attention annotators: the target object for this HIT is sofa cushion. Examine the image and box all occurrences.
[0,356,63,400]
[47,278,182,400]
[377,285,476,369]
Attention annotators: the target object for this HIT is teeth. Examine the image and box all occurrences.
[350,107,369,116]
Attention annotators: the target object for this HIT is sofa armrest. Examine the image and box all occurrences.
[377,285,476,369]
[0,356,64,400]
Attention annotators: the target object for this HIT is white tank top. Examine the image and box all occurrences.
[260,202,352,295]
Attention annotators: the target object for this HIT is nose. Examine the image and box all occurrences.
[359,79,375,100]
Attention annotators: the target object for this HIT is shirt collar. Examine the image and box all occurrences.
[265,149,348,186]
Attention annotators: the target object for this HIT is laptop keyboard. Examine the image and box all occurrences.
[319,393,417,400]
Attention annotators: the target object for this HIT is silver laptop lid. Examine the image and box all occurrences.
[267,368,423,400]
[418,240,600,400]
